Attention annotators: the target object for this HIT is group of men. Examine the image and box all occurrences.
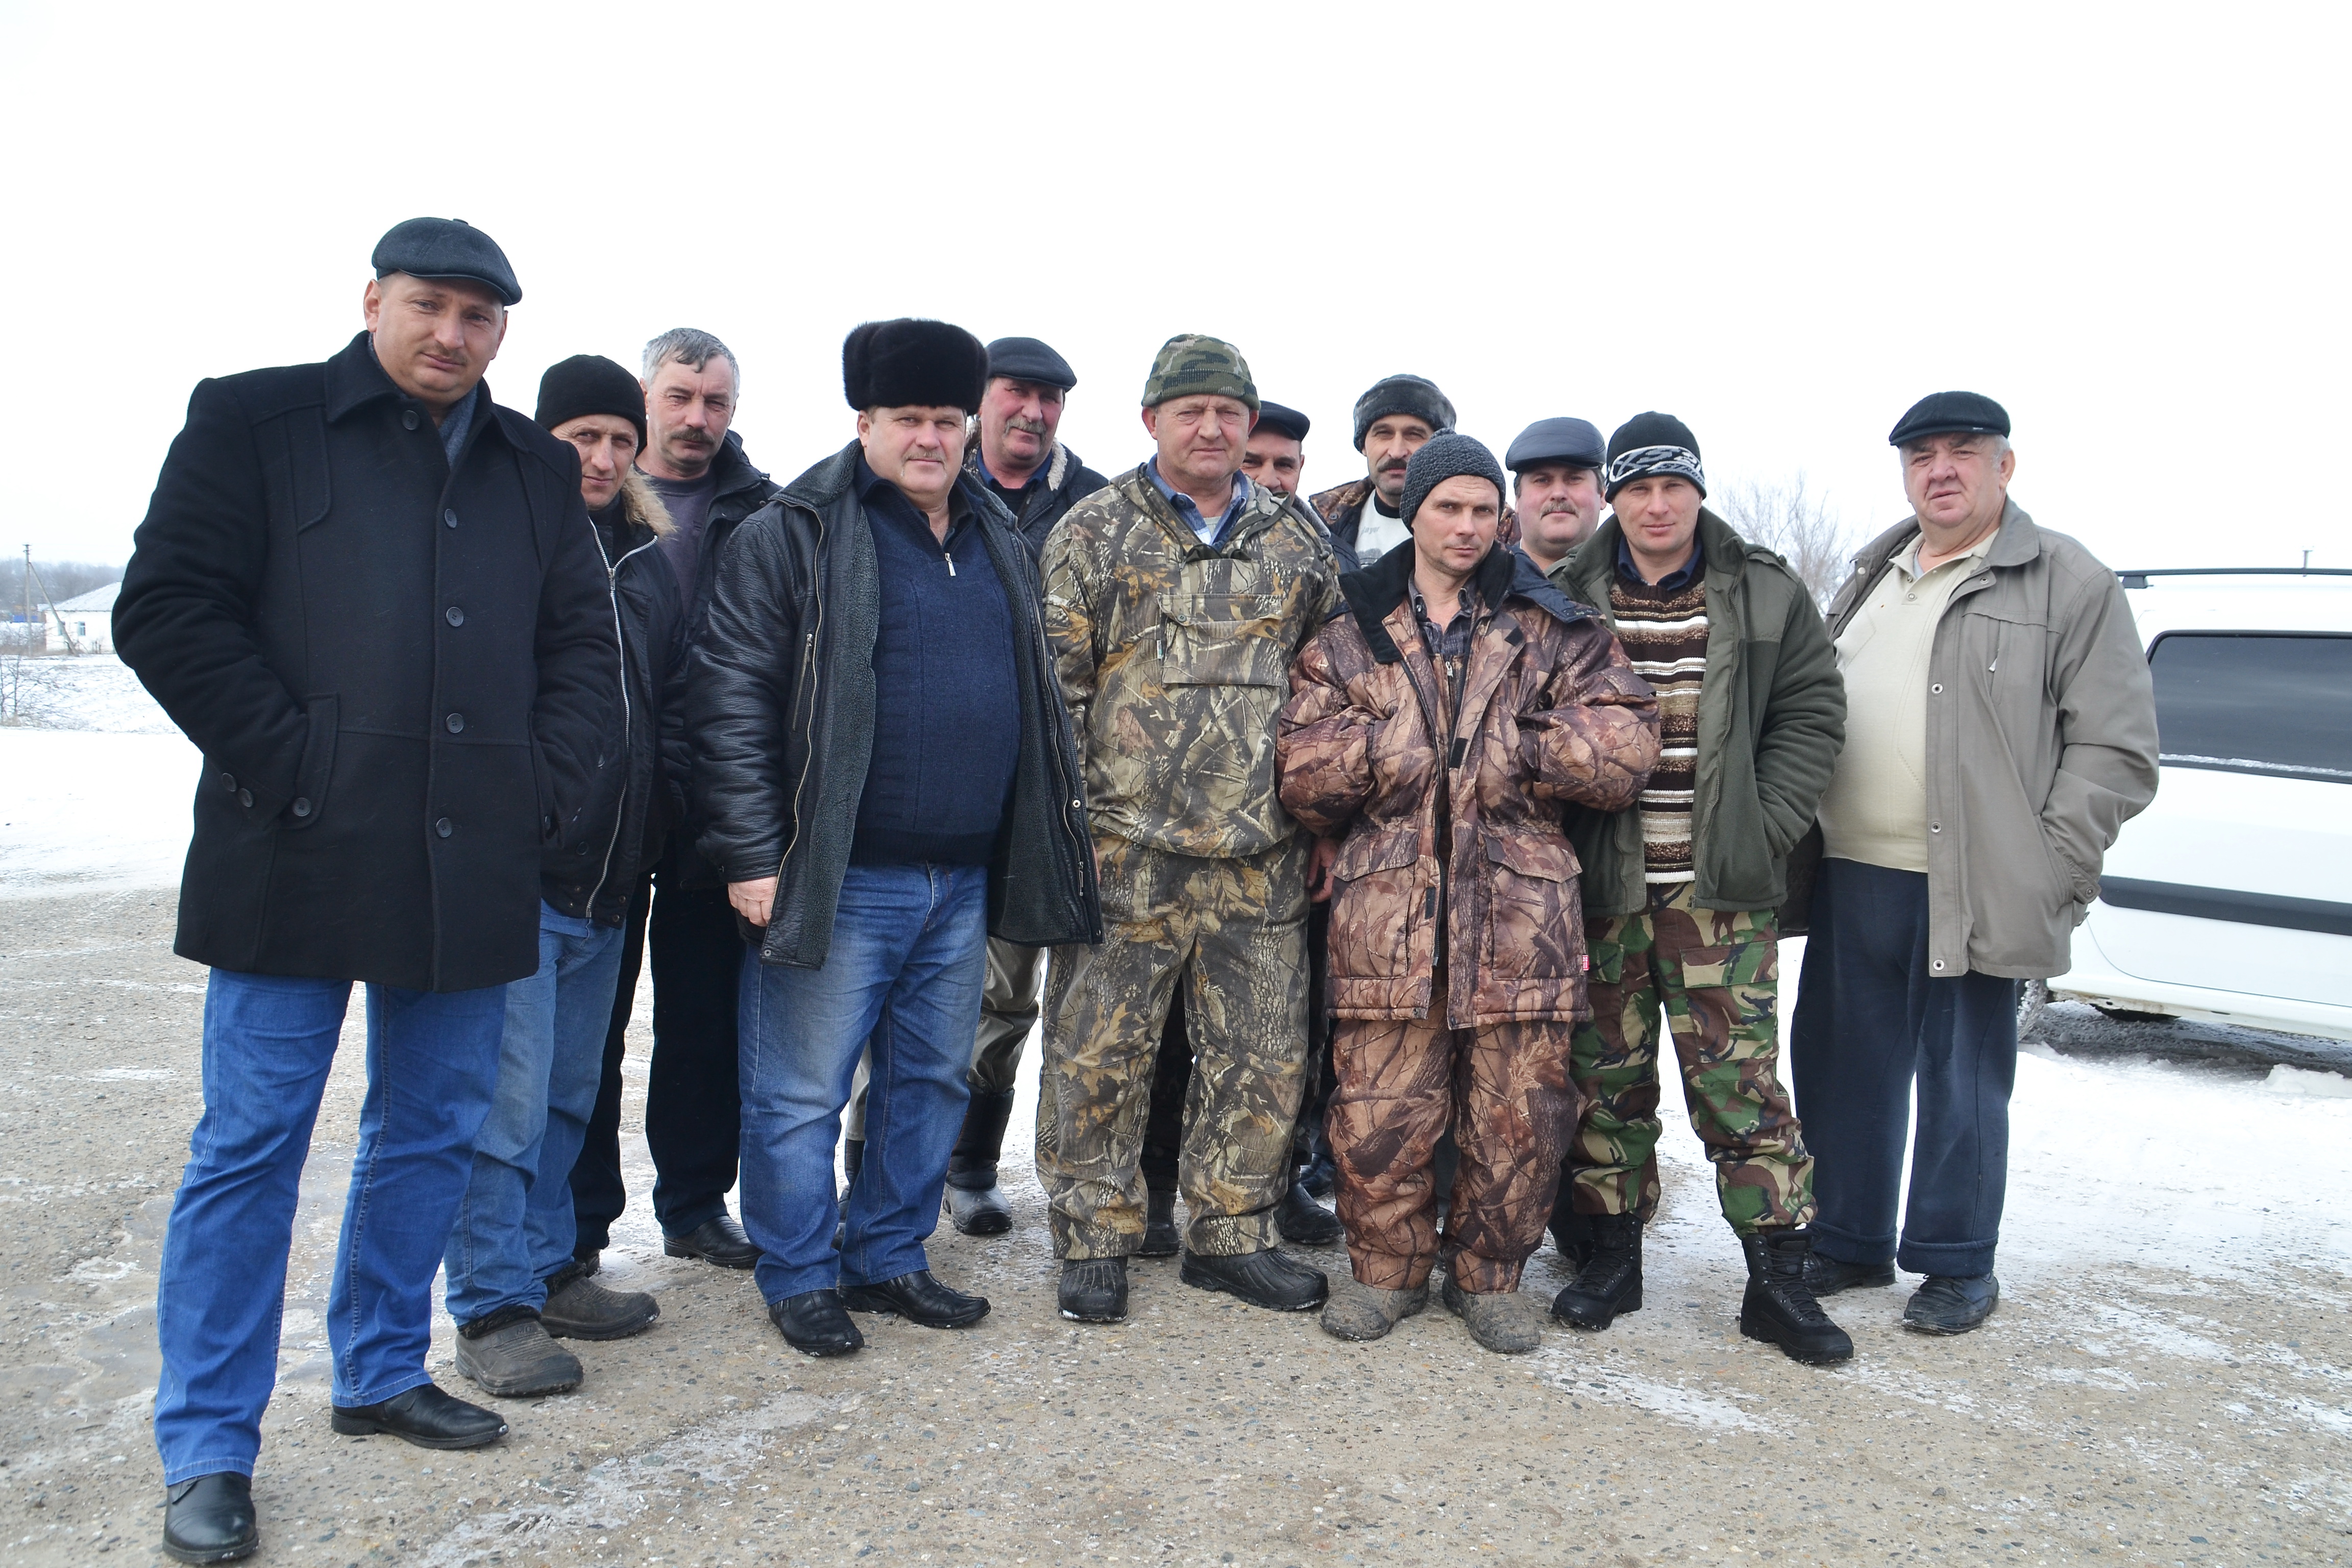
[114,217,2160,1564]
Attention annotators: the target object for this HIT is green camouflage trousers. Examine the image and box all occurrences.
[1037,834,1309,1259]
[1565,881,1814,1235]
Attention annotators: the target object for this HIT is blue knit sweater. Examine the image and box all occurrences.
[849,458,1020,867]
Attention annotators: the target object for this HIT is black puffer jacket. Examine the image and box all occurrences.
[689,440,1101,968]
[964,439,1110,559]
[115,332,622,992]
[543,472,690,926]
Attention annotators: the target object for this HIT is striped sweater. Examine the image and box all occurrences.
[1609,575,1708,881]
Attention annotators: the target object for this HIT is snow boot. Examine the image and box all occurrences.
[1139,1187,1181,1258]
[1551,1212,1642,1331]
[1739,1228,1854,1364]
[1058,1257,1130,1323]
[943,1090,1016,1237]
[1320,1277,1428,1342]
[1277,1179,1343,1247]
[1442,1273,1548,1355]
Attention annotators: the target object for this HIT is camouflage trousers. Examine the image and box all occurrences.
[1037,835,1309,1260]
[1330,1000,1578,1294]
[1565,882,1815,1235]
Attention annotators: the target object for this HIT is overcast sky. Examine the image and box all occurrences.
[4,2,2343,573]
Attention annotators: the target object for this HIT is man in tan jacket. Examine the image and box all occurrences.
[1791,391,2158,1335]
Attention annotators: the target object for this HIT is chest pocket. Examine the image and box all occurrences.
[1159,591,1290,687]
[262,409,333,532]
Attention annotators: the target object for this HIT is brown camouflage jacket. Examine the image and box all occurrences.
[1310,476,1520,563]
[1277,544,1659,1026]
[1042,464,1343,859]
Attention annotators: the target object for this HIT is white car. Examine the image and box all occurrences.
[2042,568,2352,1041]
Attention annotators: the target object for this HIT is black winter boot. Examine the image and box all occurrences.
[1277,1179,1343,1247]
[1739,1228,1854,1364]
[1550,1212,1642,1331]
[1139,1188,1181,1258]
[944,1090,1017,1236]
[833,1138,863,1252]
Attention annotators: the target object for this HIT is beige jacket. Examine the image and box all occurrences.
[1821,500,2158,979]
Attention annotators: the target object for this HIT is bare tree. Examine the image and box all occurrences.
[1716,474,1855,608]
[2,558,121,606]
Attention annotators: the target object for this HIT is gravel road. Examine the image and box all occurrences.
[3,888,2347,1566]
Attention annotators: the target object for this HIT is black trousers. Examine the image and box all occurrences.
[570,852,744,1248]
[1789,857,2019,1279]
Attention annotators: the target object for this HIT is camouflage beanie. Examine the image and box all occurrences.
[1140,333,1259,412]
[1400,431,1506,528]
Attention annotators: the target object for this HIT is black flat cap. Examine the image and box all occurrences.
[844,318,990,414]
[1888,390,2010,447]
[1505,416,1606,473]
[985,336,1077,391]
[371,216,521,305]
[1255,401,1310,442]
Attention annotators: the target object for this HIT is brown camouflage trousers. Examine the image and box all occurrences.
[1037,835,1309,1260]
[1565,882,1815,1235]
[1329,995,1578,1294]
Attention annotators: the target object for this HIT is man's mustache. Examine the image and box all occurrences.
[1006,415,1050,437]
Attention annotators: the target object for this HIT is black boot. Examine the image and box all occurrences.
[1548,1189,1596,1273]
[1139,1188,1181,1258]
[1739,1228,1854,1364]
[1277,1179,1343,1248]
[162,1473,257,1563]
[833,1138,863,1251]
[1550,1212,1642,1330]
[944,1090,1017,1237]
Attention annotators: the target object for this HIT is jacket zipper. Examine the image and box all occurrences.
[773,511,827,909]
[582,534,657,916]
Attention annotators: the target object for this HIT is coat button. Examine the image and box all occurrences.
[403,409,420,431]
[436,817,453,838]
[238,789,253,807]
[446,712,464,733]
[1930,682,1943,694]
[443,508,458,528]
[291,797,312,818]
[1930,822,1942,832]
[1932,959,1946,972]
[218,772,236,793]
[446,605,464,627]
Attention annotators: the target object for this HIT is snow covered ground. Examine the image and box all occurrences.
[1,657,198,896]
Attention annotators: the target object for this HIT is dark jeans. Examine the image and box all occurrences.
[1789,857,2020,1279]
[571,853,743,1248]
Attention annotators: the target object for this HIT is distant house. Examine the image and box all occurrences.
[43,582,119,653]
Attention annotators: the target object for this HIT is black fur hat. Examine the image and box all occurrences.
[842,318,989,414]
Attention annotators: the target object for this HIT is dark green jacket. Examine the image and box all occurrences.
[1548,509,1845,915]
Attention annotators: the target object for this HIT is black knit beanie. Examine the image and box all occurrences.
[1603,411,1705,501]
[1400,431,1506,529]
[535,354,647,449]
[1352,373,1456,450]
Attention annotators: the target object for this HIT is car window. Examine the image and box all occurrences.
[2148,632,2352,782]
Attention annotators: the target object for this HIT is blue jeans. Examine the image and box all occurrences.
[1789,858,2021,1279]
[738,863,989,1303]
[444,903,624,1324]
[152,971,505,1484]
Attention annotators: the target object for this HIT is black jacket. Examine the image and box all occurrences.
[542,472,691,927]
[667,429,783,890]
[115,333,622,993]
[688,440,1101,968]
[963,439,1110,559]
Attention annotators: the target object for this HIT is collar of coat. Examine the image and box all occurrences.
[1830,498,2039,626]
[781,439,1019,532]
[963,438,1082,498]
[1562,506,1802,610]
[1340,537,1590,665]
[1115,464,1293,553]
[1308,476,1373,530]
[615,470,674,539]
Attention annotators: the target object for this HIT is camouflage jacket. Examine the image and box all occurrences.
[1041,464,1343,859]
[1277,544,1659,1027]
[1310,476,1520,563]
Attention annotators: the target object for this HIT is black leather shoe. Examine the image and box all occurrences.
[1138,1190,1181,1258]
[1059,1257,1130,1322]
[1804,1252,1897,1296]
[162,1472,257,1563]
[664,1214,761,1269]
[1277,1180,1344,1248]
[769,1289,865,1357]
[1904,1273,2000,1335]
[1552,1211,1643,1330]
[329,1382,507,1450]
[841,1268,991,1328]
[1180,1247,1328,1312]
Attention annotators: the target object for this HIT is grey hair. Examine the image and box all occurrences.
[643,328,740,387]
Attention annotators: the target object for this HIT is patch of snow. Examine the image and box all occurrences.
[0,729,199,896]
[2266,1063,2352,1098]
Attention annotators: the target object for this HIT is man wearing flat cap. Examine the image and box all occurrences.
[116,217,622,1561]
[1543,411,1853,1364]
[1506,416,1609,576]
[1242,400,1313,501]
[1036,333,1343,1324]
[690,318,1099,1357]
[1311,373,1516,563]
[1792,393,2156,1335]
[1279,432,1659,1354]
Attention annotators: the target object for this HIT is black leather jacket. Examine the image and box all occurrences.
[688,441,1101,968]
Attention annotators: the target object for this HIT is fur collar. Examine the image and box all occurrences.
[619,469,673,537]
